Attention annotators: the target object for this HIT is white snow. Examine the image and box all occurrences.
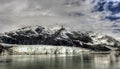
[88,32,115,45]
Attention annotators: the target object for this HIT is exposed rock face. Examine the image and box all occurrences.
[0,25,120,51]
[0,45,3,53]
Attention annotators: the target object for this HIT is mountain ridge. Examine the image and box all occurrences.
[0,25,120,51]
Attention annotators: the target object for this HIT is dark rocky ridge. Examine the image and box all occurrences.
[0,25,120,51]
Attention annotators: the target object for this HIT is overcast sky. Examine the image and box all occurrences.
[0,0,119,39]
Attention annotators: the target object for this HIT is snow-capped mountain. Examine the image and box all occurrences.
[0,25,120,51]
[0,0,120,40]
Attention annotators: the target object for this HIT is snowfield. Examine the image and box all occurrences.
[1,45,90,55]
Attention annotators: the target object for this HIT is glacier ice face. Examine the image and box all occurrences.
[0,45,90,55]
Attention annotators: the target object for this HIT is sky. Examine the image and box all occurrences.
[0,0,120,40]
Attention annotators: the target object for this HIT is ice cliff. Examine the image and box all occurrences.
[0,44,90,55]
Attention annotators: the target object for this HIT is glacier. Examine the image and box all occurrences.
[0,44,90,55]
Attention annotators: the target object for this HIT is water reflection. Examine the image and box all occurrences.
[93,53,119,69]
[0,53,119,69]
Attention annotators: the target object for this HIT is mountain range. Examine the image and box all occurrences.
[0,25,120,51]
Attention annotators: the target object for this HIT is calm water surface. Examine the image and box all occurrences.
[0,53,120,69]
